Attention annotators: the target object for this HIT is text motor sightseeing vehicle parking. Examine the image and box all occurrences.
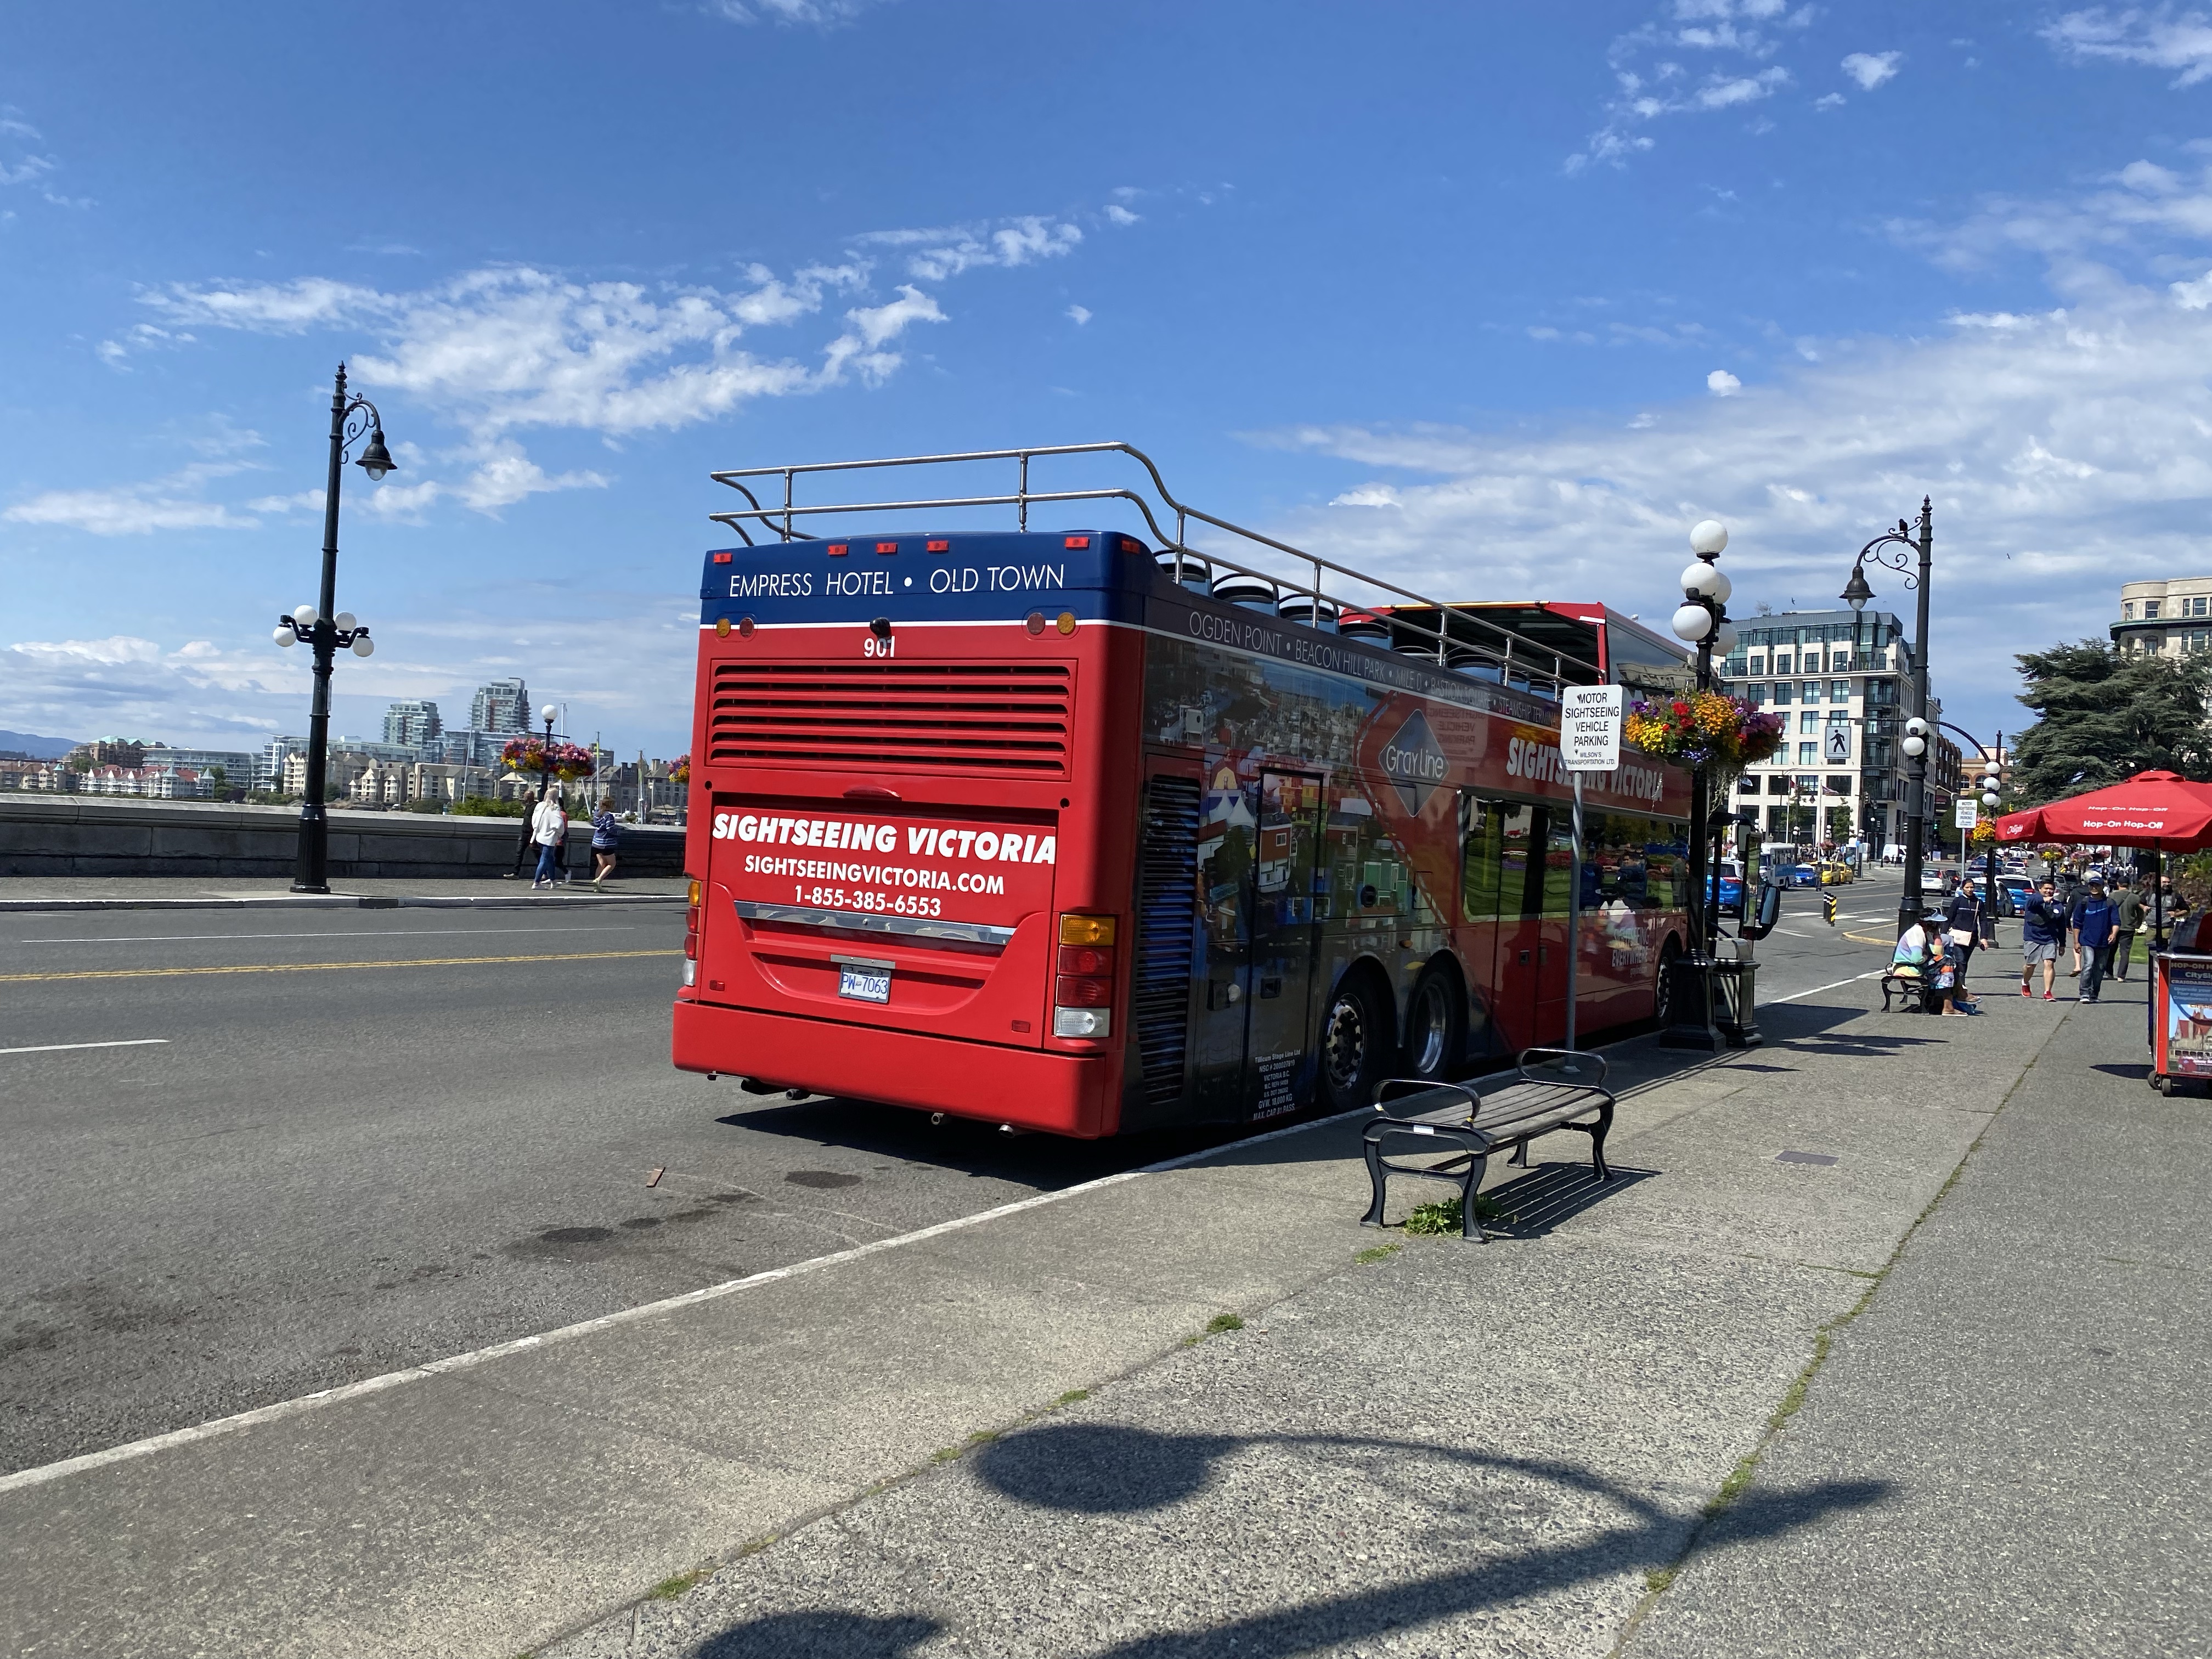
[673,445,1694,1138]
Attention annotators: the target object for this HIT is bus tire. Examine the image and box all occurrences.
[1653,935,1683,1025]
[1401,963,1466,1081]
[1319,970,1392,1112]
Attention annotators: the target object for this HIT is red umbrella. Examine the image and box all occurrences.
[1993,769,2212,852]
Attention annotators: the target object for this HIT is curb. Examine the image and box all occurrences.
[0,893,687,913]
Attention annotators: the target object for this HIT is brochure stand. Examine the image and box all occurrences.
[2151,950,2212,1097]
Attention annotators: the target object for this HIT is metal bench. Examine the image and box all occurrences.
[1880,966,1929,1012]
[1359,1049,1616,1242]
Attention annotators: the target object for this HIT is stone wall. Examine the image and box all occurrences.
[0,798,689,881]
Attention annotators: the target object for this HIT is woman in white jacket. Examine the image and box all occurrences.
[529,793,567,889]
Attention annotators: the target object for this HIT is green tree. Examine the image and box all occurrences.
[2013,641,2212,802]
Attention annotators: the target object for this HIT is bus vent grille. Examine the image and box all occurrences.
[708,662,1071,775]
[1133,775,1200,1112]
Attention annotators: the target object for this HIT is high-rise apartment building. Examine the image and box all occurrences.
[469,678,531,734]
[382,699,443,749]
[1718,607,1953,851]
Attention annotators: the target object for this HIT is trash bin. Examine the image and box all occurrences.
[1712,957,1761,1049]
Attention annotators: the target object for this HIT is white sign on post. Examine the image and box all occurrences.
[1954,799,1979,831]
[1561,684,1624,772]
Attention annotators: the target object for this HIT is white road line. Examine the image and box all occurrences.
[0,1102,1374,1497]
[18,925,640,945]
[1770,969,1888,1004]
[0,1039,170,1057]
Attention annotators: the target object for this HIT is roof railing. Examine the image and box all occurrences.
[709,442,1580,697]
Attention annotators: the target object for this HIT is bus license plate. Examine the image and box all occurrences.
[838,966,891,1003]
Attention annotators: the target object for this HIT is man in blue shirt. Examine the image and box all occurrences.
[2019,879,2066,1001]
[2074,876,2119,1004]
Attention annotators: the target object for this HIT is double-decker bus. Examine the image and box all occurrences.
[674,445,1693,1138]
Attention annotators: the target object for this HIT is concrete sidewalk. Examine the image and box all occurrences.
[1,980,2151,1658]
[0,874,687,910]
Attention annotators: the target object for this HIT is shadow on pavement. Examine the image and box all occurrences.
[681,1422,1889,1659]
[695,1612,941,1658]
[1480,1160,1659,1238]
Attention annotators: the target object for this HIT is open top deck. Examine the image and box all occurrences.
[709,442,1617,699]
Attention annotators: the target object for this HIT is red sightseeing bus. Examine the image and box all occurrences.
[673,445,1693,1138]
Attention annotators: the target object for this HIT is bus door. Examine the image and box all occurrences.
[1245,770,1324,1120]
[1494,801,1543,1050]
[1189,766,1258,1120]
[1533,808,1576,1041]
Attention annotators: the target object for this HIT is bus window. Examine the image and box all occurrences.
[1499,803,1541,921]
[1593,813,1652,909]
[1459,793,1503,922]
[1645,832,1689,912]
[1540,812,1576,919]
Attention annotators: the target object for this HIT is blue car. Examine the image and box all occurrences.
[1705,861,1745,914]
[1779,863,1821,889]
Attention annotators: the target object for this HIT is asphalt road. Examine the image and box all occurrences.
[0,881,1906,1479]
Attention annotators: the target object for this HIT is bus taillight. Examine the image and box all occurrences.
[1053,915,1117,1037]
[682,881,702,987]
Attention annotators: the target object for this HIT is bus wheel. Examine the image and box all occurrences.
[1321,975,1390,1110]
[1402,968,1464,1081]
[1653,937,1683,1025]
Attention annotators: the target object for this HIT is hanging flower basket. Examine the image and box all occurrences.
[501,737,596,780]
[669,753,691,787]
[1622,693,1785,776]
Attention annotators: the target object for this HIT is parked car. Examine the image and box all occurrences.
[1819,861,1855,885]
[1781,862,1821,889]
[1705,859,1745,915]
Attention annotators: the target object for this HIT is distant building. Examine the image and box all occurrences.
[258,736,307,793]
[68,737,145,769]
[143,744,257,794]
[382,699,443,748]
[1718,608,1953,852]
[2114,577,2212,658]
[470,678,532,735]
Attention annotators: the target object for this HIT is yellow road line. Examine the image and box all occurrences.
[0,949,681,985]
[1841,929,1895,945]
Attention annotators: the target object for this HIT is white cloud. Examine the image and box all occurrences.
[705,0,888,23]
[1900,151,2212,272]
[1706,368,1743,394]
[1568,5,1804,171]
[2044,7,2212,86]
[818,285,946,385]
[1841,50,1902,89]
[3,456,264,536]
[857,215,1082,282]
[1104,204,1141,226]
[0,634,309,746]
[1695,66,1791,108]
[1066,304,1092,325]
[1242,278,2212,740]
[1814,91,1847,109]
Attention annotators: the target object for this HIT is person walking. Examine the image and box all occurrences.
[1945,879,1996,1013]
[2074,875,2119,1004]
[528,791,567,890]
[2113,875,2146,981]
[590,800,620,886]
[2020,878,2066,1001]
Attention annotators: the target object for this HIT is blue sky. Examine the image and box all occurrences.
[5,1,2212,757]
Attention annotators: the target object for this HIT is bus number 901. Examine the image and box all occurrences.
[863,633,896,657]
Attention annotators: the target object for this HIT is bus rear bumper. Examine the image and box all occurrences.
[672,1000,1120,1138]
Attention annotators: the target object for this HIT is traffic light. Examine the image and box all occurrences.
[1822,890,1838,927]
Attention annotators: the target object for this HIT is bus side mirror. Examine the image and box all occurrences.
[1740,880,1783,940]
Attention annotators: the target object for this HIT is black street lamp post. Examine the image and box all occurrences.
[1840,498,1933,939]
[1661,520,1739,1052]
[273,364,396,893]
